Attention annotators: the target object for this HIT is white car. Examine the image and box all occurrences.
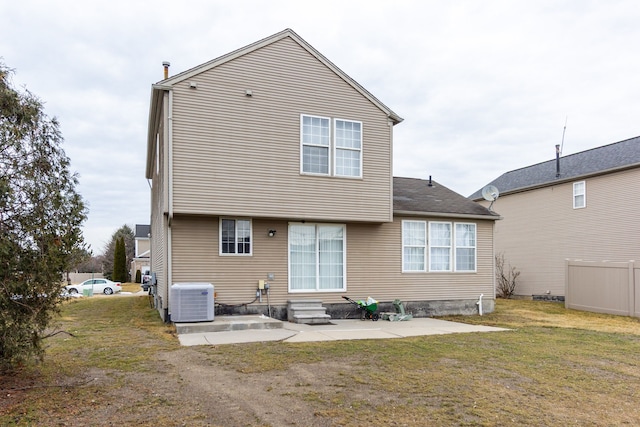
[66,279,122,295]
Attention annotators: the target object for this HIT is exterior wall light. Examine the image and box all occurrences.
[268,229,276,237]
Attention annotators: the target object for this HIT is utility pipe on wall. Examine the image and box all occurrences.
[477,294,484,316]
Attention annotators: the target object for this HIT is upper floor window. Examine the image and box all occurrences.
[573,181,586,209]
[301,115,362,178]
[334,119,362,177]
[301,115,330,174]
[220,218,252,255]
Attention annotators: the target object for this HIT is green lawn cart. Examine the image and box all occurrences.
[342,296,380,321]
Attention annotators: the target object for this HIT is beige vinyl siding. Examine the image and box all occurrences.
[346,219,495,302]
[170,37,392,222]
[170,215,494,307]
[171,216,291,307]
[150,111,168,314]
[150,181,166,307]
[486,167,640,296]
[136,239,150,257]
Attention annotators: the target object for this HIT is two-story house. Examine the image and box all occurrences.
[146,29,500,322]
[470,136,640,299]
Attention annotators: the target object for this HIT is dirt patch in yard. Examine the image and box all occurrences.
[3,298,640,426]
[0,348,365,426]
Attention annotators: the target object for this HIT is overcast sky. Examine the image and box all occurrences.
[2,0,639,254]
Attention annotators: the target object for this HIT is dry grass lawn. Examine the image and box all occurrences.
[1,297,640,426]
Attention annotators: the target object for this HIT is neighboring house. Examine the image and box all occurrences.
[145,28,500,322]
[470,136,640,298]
[130,224,150,280]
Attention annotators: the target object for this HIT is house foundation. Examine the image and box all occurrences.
[210,298,494,321]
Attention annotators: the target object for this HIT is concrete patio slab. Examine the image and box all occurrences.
[176,316,508,346]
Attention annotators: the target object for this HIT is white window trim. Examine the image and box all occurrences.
[402,220,427,272]
[219,218,253,256]
[401,221,477,274]
[288,222,347,293]
[300,114,331,176]
[454,222,477,273]
[300,114,363,179]
[333,118,363,179]
[573,181,586,209]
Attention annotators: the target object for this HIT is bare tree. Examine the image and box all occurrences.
[73,254,103,274]
[495,252,521,298]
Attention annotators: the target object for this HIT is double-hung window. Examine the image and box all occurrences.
[301,115,362,178]
[289,223,345,291]
[454,223,476,272]
[334,119,362,177]
[429,222,452,271]
[301,115,330,174]
[220,219,252,255]
[573,181,586,209]
[402,220,427,272]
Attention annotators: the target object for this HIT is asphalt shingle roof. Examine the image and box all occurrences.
[469,136,640,200]
[135,224,150,238]
[394,177,499,219]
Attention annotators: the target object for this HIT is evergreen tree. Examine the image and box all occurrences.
[112,237,127,282]
[102,225,134,280]
[0,62,87,372]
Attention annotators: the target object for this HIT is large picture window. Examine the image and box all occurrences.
[402,221,476,272]
[220,219,252,255]
[289,223,345,291]
[301,115,362,178]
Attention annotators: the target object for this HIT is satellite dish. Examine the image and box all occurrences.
[481,185,499,210]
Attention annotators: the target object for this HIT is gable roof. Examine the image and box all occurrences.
[394,177,500,220]
[469,136,640,200]
[146,29,403,179]
[156,28,402,125]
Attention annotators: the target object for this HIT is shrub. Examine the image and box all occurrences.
[495,253,521,298]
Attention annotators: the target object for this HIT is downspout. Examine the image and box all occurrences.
[388,118,394,221]
[477,294,484,316]
[492,222,497,303]
[486,219,497,316]
[167,88,174,321]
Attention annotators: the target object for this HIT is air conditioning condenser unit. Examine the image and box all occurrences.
[170,283,214,322]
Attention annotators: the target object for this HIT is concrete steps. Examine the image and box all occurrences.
[287,299,332,324]
[174,315,283,334]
